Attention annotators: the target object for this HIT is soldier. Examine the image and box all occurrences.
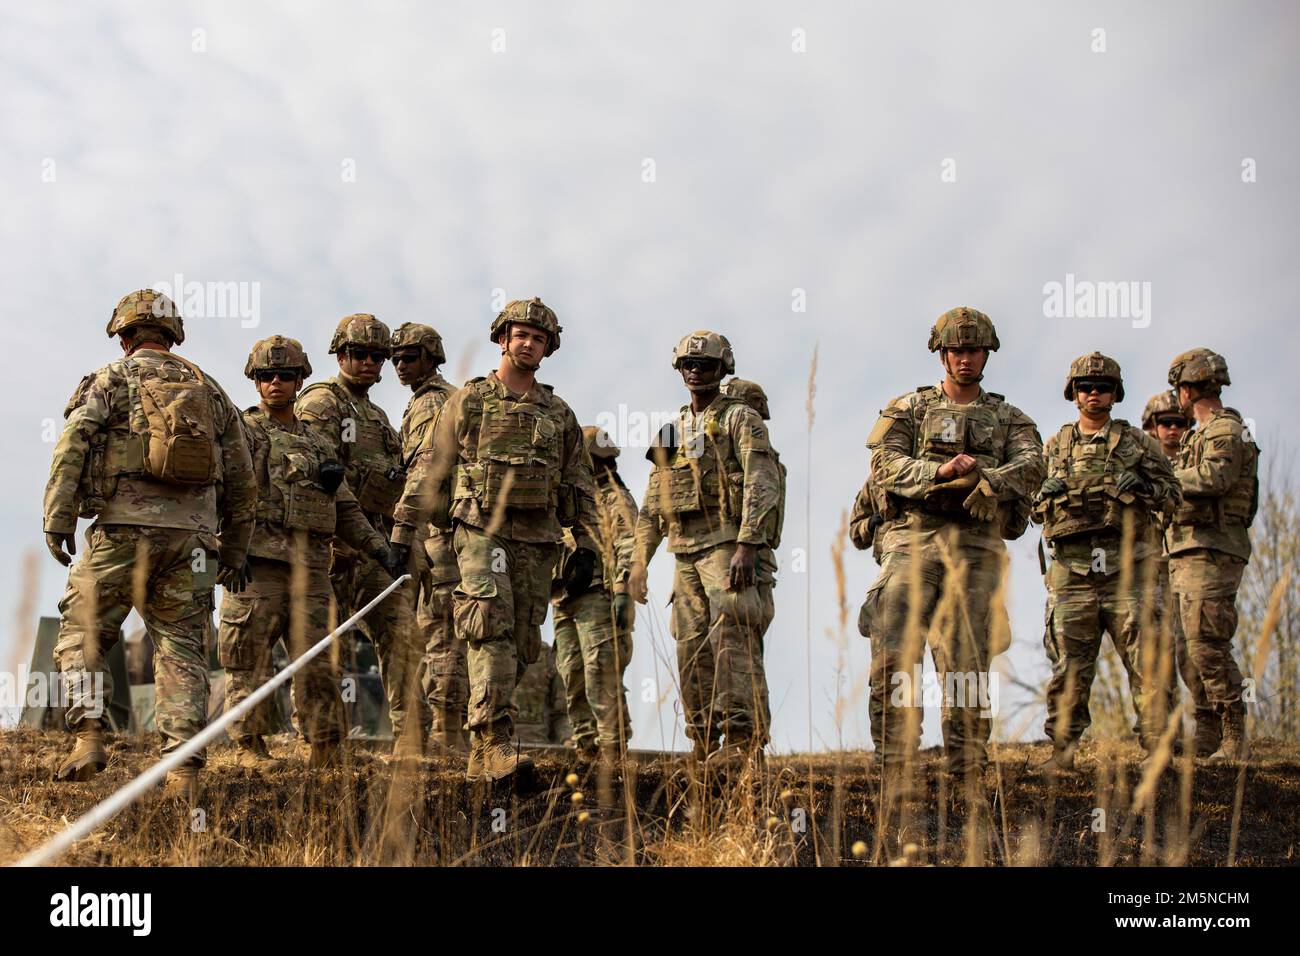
[390,322,469,752]
[859,308,1043,782]
[849,476,887,566]
[1165,349,1258,761]
[1143,389,1214,752]
[44,290,256,798]
[218,336,400,771]
[514,641,573,746]
[628,333,782,771]
[1034,354,1179,772]
[390,297,599,782]
[550,426,638,760]
[296,314,428,755]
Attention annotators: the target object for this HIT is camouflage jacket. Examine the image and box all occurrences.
[1166,408,1258,561]
[849,475,886,564]
[242,407,386,570]
[553,473,638,603]
[399,372,459,585]
[44,348,257,566]
[634,393,782,561]
[391,371,599,549]
[1037,418,1180,575]
[867,382,1044,554]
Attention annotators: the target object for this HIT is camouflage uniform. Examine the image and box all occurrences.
[219,337,389,750]
[551,427,638,751]
[391,322,467,744]
[1035,354,1180,756]
[633,333,782,756]
[45,291,256,773]
[860,309,1043,776]
[514,642,572,745]
[1165,350,1258,757]
[296,315,428,742]
[391,298,599,778]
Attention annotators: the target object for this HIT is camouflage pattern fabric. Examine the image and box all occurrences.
[553,589,632,748]
[515,642,571,745]
[1169,550,1248,720]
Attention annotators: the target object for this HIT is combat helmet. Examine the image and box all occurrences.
[106,290,185,345]
[1168,348,1230,390]
[672,331,736,374]
[1064,351,1124,402]
[391,322,446,364]
[489,298,562,356]
[927,307,999,352]
[722,378,770,419]
[1141,390,1181,430]
[583,425,619,460]
[328,313,391,355]
[245,335,312,379]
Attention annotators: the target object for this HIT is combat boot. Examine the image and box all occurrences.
[233,735,285,773]
[162,767,199,803]
[1208,711,1247,763]
[308,739,343,769]
[54,719,108,782]
[480,729,533,783]
[1194,718,1223,758]
[1037,741,1078,774]
[465,733,486,783]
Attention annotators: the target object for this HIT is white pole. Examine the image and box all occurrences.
[12,573,412,868]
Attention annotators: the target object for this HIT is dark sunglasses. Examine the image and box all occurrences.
[255,369,299,383]
[1156,416,1188,429]
[347,347,389,363]
[679,358,721,373]
[391,351,423,366]
[1075,379,1116,395]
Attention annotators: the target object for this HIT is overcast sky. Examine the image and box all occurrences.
[2,1,1296,750]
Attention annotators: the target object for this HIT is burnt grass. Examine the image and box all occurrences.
[1,728,1297,866]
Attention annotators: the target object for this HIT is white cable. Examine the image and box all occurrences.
[12,573,411,868]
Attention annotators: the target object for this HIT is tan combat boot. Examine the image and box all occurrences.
[480,729,533,783]
[309,739,343,769]
[54,719,108,782]
[162,767,199,803]
[233,735,285,773]
[1037,741,1078,774]
[465,732,486,783]
[1208,711,1247,762]
[1194,718,1223,758]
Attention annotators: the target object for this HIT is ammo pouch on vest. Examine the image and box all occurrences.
[1040,474,1137,542]
[119,355,219,486]
[354,465,405,515]
[645,463,702,518]
[280,454,336,535]
[454,460,553,510]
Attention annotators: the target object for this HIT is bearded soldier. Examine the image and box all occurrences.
[218,336,399,771]
[390,297,599,782]
[628,333,781,771]
[390,322,468,752]
[296,314,428,755]
[1165,349,1258,761]
[860,308,1043,783]
[550,426,638,760]
[44,290,256,799]
[1034,354,1179,772]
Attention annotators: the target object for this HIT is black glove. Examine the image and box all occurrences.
[613,593,633,631]
[218,559,253,593]
[318,459,346,495]
[563,548,597,600]
[1036,476,1067,502]
[1116,471,1152,497]
[867,513,884,539]
[45,531,76,567]
[377,543,409,579]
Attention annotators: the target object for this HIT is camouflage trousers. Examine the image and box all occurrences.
[54,523,217,768]
[451,523,558,734]
[1042,556,1173,747]
[1158,559,1209,728]
[416,577,468,732]
[331,547,428,740]
[218,557,345,745]
[669,542,774,749]
[553,588,632,749]
[1169,548,1248,720]
[860,542,1004,774]
[515,644,572,745]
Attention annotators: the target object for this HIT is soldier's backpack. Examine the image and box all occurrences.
[124,353,219,485]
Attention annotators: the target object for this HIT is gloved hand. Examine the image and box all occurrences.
[613,593,634,631]
[925,470,980,500]
[45,531,76,567]
[1115,471,1152,497]
[318,459,346,494]
[563,548,597,599]
[1036,476,1067,502]
[217,559,253,593]
[963,478,1000,523]
[377,543,409,579]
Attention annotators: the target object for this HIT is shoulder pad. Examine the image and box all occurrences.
[985,391,1006,402]
[916,384,935,393]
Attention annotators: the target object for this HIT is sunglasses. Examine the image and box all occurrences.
[679,358,721,373]
[1075,380,1116,395]
[255,369,299,384]
[347,347,389,363]
[391,351,423,366]
[1156,416,1188,429]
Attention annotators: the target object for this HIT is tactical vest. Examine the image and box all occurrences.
[451,378,565,512]
[247,410,337,536]
[645,396,746,524]
[401,375,455,458]
[1171,408,1259,531]
[299,380,404,516]
[1037,420,1147,543]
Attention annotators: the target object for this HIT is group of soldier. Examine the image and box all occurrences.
[39,291,1255,802]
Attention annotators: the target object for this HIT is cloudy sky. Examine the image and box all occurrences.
[2,1,1296,750]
